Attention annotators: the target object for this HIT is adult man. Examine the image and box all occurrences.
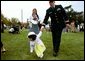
[42,1,69,57]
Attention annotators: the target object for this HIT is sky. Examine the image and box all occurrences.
[1,1,84,23]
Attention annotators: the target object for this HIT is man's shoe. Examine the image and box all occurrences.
[53,52,58,57]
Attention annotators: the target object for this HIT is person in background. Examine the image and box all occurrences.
[1,20,4,33]
[28,8,40,34]
[1,41,6,53]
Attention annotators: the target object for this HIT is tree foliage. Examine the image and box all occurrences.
[64,5,84,24]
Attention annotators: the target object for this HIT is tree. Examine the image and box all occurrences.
[1,13,12,26]
[17,21,21,26]
[64,5,72,12]
[1,13,21,27]
[1,13,4,20]
[11,18,19,26]
[64,5,84,24]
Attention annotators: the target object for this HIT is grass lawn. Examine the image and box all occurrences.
[1,29,84,60]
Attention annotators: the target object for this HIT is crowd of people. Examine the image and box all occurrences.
[63,20,84,33]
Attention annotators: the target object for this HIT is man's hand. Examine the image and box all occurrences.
[65,20,69,24]
[65,20,70,28]
[40,26,44,32]
[40,23,45,31]
[66,24,70,27]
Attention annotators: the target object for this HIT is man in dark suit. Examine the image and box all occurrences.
[42,1,69,57]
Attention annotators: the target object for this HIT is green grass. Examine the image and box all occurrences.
[1,29,84,60]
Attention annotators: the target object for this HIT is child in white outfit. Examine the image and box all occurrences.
[27,26,46,58]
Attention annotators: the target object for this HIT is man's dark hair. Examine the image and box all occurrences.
[49,1,55,3]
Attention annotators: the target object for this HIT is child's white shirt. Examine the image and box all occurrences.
[30,31,44,51]
[37,31,42,38]
[29,31,46,58]
[35,31,43,45]
[35,36,43,45]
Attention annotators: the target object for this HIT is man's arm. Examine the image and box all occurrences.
[43,10,49,25]
[37,31,42,38]
[60,5,69,23]
[40,9,50,30]
[59,5,71,29]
